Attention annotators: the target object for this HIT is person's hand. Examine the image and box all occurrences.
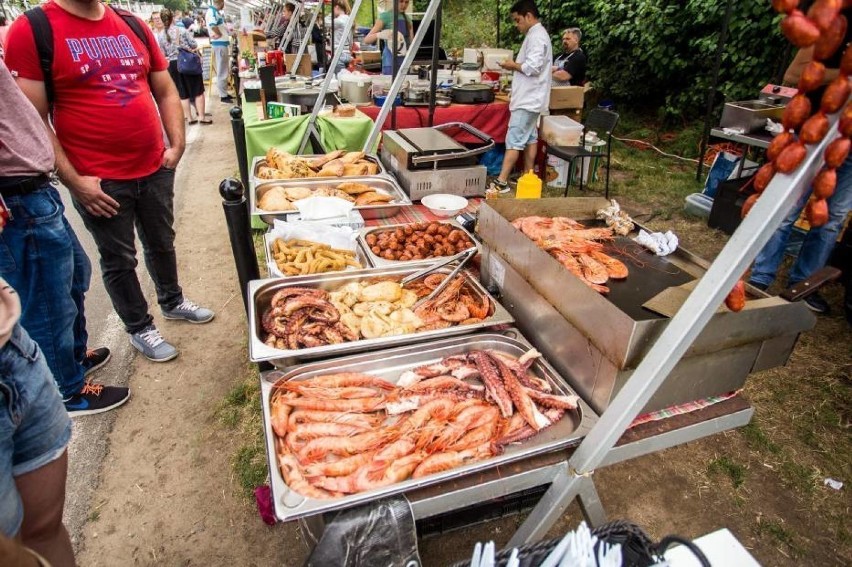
[499,59,516,71]
[162,147,184,170]
[70,176,119,218]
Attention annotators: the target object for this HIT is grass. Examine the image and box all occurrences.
[708,456,747,489]
[214,364,268,496]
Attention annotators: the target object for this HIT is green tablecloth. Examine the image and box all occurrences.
[242,101,374,160]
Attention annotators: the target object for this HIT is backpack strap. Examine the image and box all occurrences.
[110,6,151,55]
[22,7,55,109]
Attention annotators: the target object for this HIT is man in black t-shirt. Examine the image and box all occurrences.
[552,27,587,86]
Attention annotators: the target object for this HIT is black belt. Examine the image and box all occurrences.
[0,174,51,197]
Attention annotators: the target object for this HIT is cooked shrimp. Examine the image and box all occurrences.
[412,445,492,479]
[289,410,383,430]
[315,452,427,494]
[303,452,375,478]
[282,372,397,391]
[278,454,339,500]
[297,429,398,463]
[402,376,484,394]
[284,396,386,413]
[287,385,386,399]
[270,391,297,437]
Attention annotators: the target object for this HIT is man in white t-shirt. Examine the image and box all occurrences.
[490,0,551,193]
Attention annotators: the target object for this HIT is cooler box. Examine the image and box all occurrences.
[541,115,583,147]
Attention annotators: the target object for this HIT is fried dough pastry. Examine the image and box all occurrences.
[355,191,394,206]
[341,151,365,164]
[337,182,374,195]
[308,149,346,170]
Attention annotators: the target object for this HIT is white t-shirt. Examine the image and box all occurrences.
[333,14,351,50]
[510,22,552,113]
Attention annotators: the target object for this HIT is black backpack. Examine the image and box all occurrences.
[24,5,152,110]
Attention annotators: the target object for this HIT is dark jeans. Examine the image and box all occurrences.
[0,184,91,399]
[73,167,183,334]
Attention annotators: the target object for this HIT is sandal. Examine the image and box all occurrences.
[200,118,213,124]
[187,119,198,125]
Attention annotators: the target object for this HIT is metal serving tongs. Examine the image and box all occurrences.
[402,247,478,308]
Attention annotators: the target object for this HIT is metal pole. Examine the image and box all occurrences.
[508,112,844,547]
[219,178,260,315]
[427,3,441,127]
[280,1,303,53]
[297,0,365,154]
[696,0,734,181]
[391,0,400,130]
[230,106,250,190]
[363,0,442,152]
[292,2,321,77]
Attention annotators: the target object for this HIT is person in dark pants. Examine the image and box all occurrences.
[156,8,210,124]
[5,0,214,363]
[0,58,126,415]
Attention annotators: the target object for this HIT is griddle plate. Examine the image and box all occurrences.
[398,127,466,155]
[577,222,694,321]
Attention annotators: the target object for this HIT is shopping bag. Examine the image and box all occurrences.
[177,48,203,75]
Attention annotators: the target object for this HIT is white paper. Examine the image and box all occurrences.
[267,220,359,277]
[824,478,843,490]
[293,196,355,220]
[633,229,679,256]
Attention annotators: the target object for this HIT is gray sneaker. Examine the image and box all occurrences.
[130,326,178,362]
[161,299,215,324]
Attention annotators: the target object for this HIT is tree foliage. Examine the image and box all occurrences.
[544,0,790,119]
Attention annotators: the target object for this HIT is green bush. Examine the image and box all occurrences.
[546,0,790,120]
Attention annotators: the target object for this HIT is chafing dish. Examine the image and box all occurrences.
[248,265,513,367]
[262,233,374,278]
[357,219,480,267]
[260,330,597,522]
[251,175,412,225]
[251,155,387,189]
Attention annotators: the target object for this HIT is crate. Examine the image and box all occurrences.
[541,115,583,147]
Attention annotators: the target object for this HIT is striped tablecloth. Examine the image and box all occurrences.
[366,198,483,227]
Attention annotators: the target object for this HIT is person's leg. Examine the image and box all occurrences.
[195,91,208,122]
[15,452,73,567]
[134,168,183,310]
[0,186,87,399]
[62,208,92,368]
[748,188,811,289]
[522,142,538,173]
[181,97,192,121]
[498,149,521,184]
[214,45,230,98]
[1,324,73,565]
[788,155,852,284]
[73,179,154,335]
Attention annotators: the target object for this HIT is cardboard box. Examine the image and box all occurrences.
[545,155,570,188]
[549,85,590,110]
[285,54,312,77]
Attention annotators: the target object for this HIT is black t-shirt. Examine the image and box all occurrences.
[554,48,587,85]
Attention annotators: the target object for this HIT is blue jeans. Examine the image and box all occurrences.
[751,154,852,288]
[0,184,91,399]
[73,167,183,334]
[0,324,73,537]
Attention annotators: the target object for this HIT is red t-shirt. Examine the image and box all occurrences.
[5,3,169,180]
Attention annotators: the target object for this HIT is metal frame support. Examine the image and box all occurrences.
[291,2,321,78]
[279,1,304,53]
[363,0,444,153]
[508,109,845,547]
[297,0,365,154]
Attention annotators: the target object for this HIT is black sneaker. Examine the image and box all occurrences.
[220,96,235,104]
[64,382,130,417]
[803,292,830,314]
[82,347,111,377]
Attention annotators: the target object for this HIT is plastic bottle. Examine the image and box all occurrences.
[515,170,542,199]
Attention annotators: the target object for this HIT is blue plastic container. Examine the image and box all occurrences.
[373,95,402,107]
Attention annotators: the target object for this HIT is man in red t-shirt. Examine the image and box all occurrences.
[5,0,215,362]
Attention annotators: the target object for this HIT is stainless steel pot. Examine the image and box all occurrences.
[278,87,340,111]
[451,83,495,104]
[339,77,373,106]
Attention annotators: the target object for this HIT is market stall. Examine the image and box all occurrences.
[214,1,848,562]
[359,101,511,144]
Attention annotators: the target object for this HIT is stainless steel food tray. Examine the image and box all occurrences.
[248,265,513,366]
[251,154,387,189]
[358,219,481,267]
[260,330,598,522]
[251,175,412,224]
[263,233,375,278]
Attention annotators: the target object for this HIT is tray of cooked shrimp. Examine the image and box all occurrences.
[260,329,597,522]
[247,265,513,367]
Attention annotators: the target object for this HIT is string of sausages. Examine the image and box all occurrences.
[724,0,852,312]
